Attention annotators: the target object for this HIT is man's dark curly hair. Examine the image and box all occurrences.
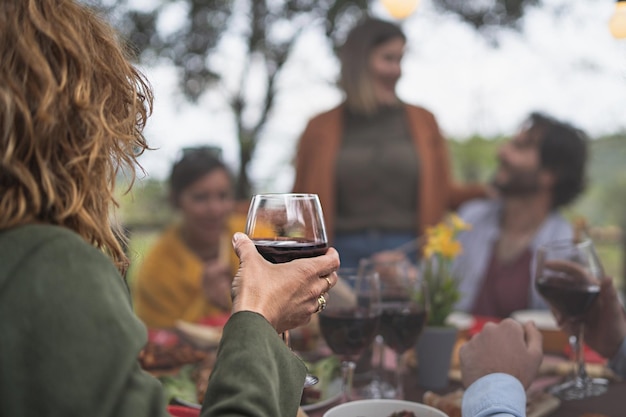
[526,112,588,209]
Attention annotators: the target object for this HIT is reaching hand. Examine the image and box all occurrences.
[541,260,626,360]
[460,319,543,389]
[230,232,340,333]
[566,276,626,359]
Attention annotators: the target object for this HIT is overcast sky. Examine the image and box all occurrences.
[135,0,626,191]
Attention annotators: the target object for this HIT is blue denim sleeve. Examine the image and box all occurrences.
[608,337,626,379]
[462,373,526,417]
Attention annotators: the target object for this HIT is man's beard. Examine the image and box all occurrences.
[490,168,541,197]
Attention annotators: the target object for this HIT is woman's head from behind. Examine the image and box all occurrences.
[339,17,406,115]
[169,149,235,248]
[0,0,153,272]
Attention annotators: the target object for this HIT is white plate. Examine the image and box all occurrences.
[301,377,342,412]
[445,311,475,330]
[323,399,448,417]
[511,309,558,330]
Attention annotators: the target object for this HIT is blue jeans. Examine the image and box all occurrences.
[333,231,416,268]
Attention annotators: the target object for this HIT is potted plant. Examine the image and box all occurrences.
[415,213,470,389]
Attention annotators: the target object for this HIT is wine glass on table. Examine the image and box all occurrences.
[534,238,608,400]
[245,193,328,388]
[360,257,428,400]
[318,268,381,403]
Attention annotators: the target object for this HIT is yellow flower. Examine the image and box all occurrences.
[421,213,471,326]
[448,213,472,232]
[439,239,461,259]
[424,214,469,260]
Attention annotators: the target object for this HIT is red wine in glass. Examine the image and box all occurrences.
[379,302,428,354]
[536,275,600,321]
[319,309,380,359]
[254,239,328,264]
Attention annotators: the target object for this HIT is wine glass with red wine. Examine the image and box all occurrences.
[535,238,607,400]
[245,193,328,387]
[360,258,428,400]
[318,268,381,403]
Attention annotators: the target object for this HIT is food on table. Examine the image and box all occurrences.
[192,357,214,403]
[387,411,417,417]
[423,390,462,417]
[159,365,198,405]
[156,354,216,405]
[139,341,209,370]
[299,356,340,406]
[424,389,561,417]
[300,386,322,405]
[175,320,223,349]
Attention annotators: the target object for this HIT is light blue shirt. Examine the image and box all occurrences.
[462,373,527,417]
[464,337,626,417]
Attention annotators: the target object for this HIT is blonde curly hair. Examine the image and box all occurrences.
[0,0,153,273]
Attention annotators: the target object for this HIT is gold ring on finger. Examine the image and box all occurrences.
[316,294,327,313]
[323,276,332,293]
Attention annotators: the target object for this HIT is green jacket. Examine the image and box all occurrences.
[0,224,305,417]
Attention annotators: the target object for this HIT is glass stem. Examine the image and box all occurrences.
[395,351,404,400]
[575,325,589,385]
[341,361,356,403]
[374,335,384,384]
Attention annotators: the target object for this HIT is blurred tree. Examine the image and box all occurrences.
[94,0,543,198]
[99,0,369,199]
[432,0,540,33]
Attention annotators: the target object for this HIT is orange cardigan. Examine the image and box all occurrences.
[292,103,486,242]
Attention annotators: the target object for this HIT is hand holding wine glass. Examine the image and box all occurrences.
[318,268,381,403]
[245,193,331,387]
[535,238,608,400]
[572,276,626,360]
[230,232,339,333]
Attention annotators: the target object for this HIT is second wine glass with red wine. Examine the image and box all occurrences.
[534,238,608,400]
[360,257,428,400]
[318,267,381,403]
[245,193,328,387]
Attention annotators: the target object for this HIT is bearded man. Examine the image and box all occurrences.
[453,112,589,318]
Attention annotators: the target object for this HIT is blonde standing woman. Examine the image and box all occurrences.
[0,1,339,416]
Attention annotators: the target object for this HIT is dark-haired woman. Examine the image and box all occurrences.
[133,150,246,328]
[292,17,486,267]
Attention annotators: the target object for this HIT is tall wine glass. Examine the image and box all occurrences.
[245,193,328,388]
[360,257,428,400]
[535,238,608,400]
[318,268,381,403]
